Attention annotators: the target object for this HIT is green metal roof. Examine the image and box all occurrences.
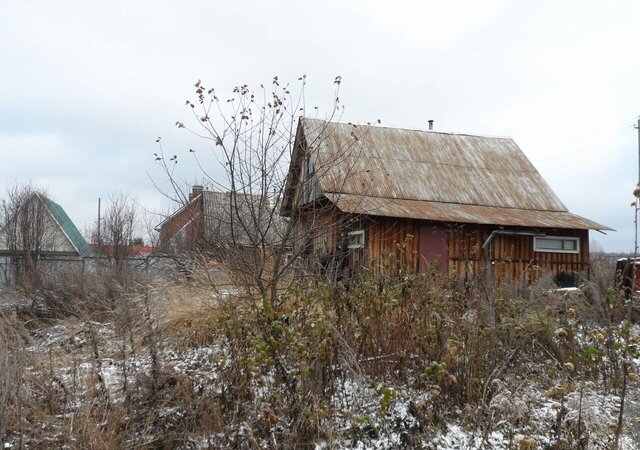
[42,197,92,255]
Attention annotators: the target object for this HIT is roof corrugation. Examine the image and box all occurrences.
[43,197,92,255]
[325,194,612,231]
[298,118,609,230]
[304,118,567,211]
[202,191,286,246]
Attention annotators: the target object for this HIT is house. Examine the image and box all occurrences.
[157,187,285,255]
[0,193,91,284]
[280,118,610,283]
[0,193,91,257]
[157,186,204,252]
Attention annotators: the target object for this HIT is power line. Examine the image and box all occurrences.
[534,125,634,165]
[535,126,635,173]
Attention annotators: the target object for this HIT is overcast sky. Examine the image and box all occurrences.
[0,1,638,251]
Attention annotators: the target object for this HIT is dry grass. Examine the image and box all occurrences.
[0,315,25,447]
[1,260,639,448]
[159,284,229,348]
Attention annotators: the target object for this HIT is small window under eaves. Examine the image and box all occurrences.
[534,236,580,254]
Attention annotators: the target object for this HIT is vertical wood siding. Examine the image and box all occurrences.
[295,211,590,283]
[448,224,589,283]
[366,218,420,274]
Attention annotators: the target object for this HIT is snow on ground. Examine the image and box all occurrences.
[0,290,31,314]
[21,319,224,411]
[8,318,640,449]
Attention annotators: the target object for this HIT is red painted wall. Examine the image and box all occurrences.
[418,224,448,275]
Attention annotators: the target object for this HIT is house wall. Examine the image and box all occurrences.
[43,211,78,253]
[294,206,342,273]
[159,197,203,250]
[447,224,589,283]
[295,210,590,283]
[366,218,420,274]
[295,211,419,276]
[419,224,449,275]
[0,201,77,254]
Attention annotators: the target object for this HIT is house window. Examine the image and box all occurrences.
[302,149,316,203]
[534,236,580,254]
[306,150,315,177]
[347,230,365,249]
[284,252,293,265]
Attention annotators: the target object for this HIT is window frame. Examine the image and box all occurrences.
[533,236,580,254]
[306,150,315,177]
[347,229,365,249]
[284,252,293,265]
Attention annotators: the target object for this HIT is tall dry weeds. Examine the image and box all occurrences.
[0,314,28,448]
[2,259,639,448]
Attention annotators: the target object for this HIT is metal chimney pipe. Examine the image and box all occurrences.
[428,120,434,130]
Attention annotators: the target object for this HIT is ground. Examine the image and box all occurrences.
[2,280,640,449]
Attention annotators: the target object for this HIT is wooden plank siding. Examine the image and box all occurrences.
[448,225,589,284]
[297,211,590,284]
[366,218,420,275]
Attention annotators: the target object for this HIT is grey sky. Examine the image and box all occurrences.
[0,1,638,250]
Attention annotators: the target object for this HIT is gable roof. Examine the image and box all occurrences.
[202,190,262,246]
[202,190,288,246]
[0,194,91,256]
[283,118,610,230]
[42,197,92,255]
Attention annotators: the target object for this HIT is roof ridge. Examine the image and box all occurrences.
[302,117,514,140]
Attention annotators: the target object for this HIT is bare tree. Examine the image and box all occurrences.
[93,193,138,274]
[155,75,369,302]
[0,183,59,285]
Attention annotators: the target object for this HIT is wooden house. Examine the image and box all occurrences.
[280,118,610,284]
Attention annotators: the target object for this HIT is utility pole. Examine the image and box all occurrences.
[633,118,640,301]
[637,117,640,186]
[97,197,101,245]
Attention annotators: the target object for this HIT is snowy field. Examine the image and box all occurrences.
[2,316,638,449]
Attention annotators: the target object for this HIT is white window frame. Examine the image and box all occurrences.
[533,236,580,254]
[284,252,293,265]
[347,230,365,249]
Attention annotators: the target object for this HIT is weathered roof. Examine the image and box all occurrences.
[287,118,609,230]
[325,194,610,230]
[202,191,261,246]
[201,191,287,246]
